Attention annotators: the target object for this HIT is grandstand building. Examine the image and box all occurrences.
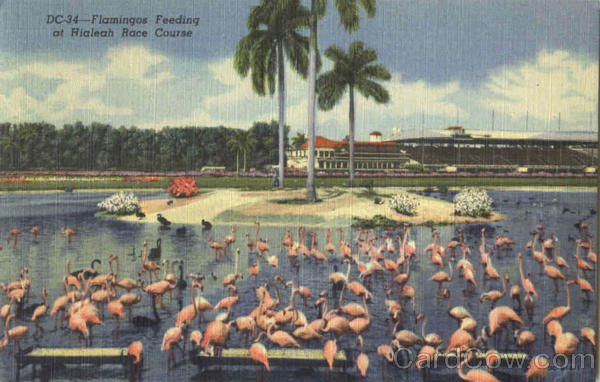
[287,132,412,171]
[387,126,597,173]
[286,127,597,173]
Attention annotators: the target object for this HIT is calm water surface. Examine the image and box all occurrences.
[0,189,596,381]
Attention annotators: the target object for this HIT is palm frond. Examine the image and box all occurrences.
[316,71,347,110]
[266,48,277,95]
[334,0,360,32]
[324,45,349,65]
[355,78,390,104]
[360,64,391,81]
[358,0,376,18]
[249,36,274,96]
[284,32,309,78]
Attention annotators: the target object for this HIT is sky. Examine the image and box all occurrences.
[0,0,597,140]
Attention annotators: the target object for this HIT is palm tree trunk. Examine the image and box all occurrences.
[236,151,240,173]
[305,0,318,201]
[349,85,355,187]
[243,150,247,172]
[277,40,285,188]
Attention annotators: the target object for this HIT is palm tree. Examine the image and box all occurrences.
[227,132,243,173]
[317,41,390,186]
[234,0,310,187]
[227,130,257,172]
[305,0,376,200]
[291,132,307,149]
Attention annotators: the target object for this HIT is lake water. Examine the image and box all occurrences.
[0,189,596,381]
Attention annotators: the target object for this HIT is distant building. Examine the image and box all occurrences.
[387,126,597,172]
[287,131,412,171]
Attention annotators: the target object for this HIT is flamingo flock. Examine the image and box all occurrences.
[0,220,595,382]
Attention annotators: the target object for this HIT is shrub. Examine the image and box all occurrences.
[97,192,140,215]
[389,193,419,216]
[167,176,199,198]
[453,188,493,217]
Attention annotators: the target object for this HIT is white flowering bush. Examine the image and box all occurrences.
[97,192,140,215]
[389,193,419,216]
[454,188,493,217]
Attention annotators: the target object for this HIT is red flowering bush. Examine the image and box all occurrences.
[167,177,199,198]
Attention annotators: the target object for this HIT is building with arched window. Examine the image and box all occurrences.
[286,132,412,171]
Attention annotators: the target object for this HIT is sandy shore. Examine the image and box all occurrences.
[120,188,504,228]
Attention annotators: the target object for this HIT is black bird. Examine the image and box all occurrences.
[132,315,160,327]
[176,226,187,236]
[157,213,171,227]
[177,261,187,290]
[210,271,217,281]
[127,246,137,257]
[71,259,101,280]
[201,219,212,231]
[148,239,162,261]
[136,210,146,219]
[167,200,174,206]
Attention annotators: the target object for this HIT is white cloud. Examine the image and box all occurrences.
[0,45,595,137]
[480,49,598,128]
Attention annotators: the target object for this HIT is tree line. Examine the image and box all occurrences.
[0,121,292,172]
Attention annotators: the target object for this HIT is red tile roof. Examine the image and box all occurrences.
[299,136,340,149]
[370,131,382,136]
[447,126,463,130]
[300,136,396,149]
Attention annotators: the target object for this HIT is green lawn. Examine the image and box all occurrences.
[0,176,594,192]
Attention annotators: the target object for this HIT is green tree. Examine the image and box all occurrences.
[0,124,37,170]
[304,0,376,200]
[291,132,307,149]
[317,41,390,186]
[228,129,257,172]
[234,0,310,188]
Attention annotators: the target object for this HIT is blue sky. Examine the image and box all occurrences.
[0,0,597,140]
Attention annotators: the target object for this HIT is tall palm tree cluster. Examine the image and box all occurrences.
[235,0,389,196]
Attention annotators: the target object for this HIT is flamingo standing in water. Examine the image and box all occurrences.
[223,225,236,249]
[323,339,337,370]
[0,313,28,353]
[575,240,593,278]
[542,257,565,292]
[457,350,500,382]
[550,234,569,268]
[525,355,549,381]
[7,229,22,248]
[430,262,453,301]
[255,222,270,256]
[62,228,76,243]
[488,306,523,349]
[249,342,270,372]
[573,258,594,299]
[30,227,40,241]
[161,324,183,369]
[581,239,596,264]
[31,287,48,337]
[355,335,369,377]
[141,241,160,283]
[543,280,573,324]
[208,237,226,262]
[518,253,538,297]
[324,229,335,254]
